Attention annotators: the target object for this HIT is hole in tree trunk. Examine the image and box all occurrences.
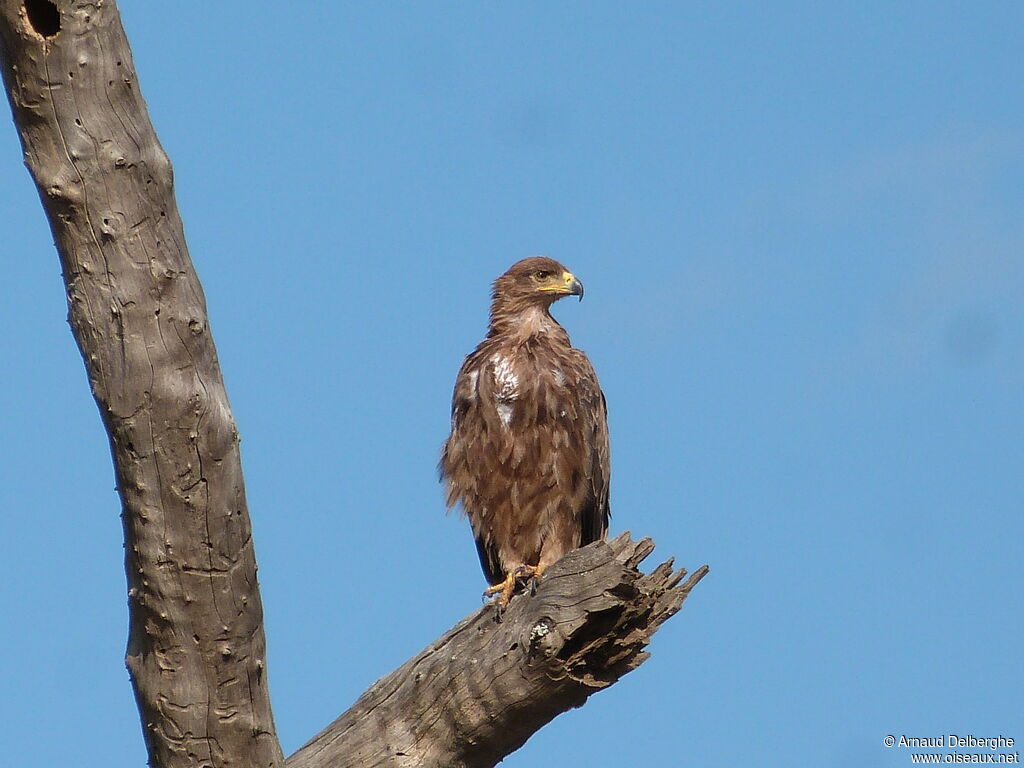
[25,0,60,38]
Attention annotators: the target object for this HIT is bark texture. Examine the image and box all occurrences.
[0,3,282,767]
[288,533,707,768]
[2,4,708,768]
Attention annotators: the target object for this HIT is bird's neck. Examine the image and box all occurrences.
[488,302,566,343]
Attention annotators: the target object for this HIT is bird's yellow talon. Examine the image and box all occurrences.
[483,563,550,608]
[483,571,518,608]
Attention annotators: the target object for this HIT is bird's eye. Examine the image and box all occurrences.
[534,270,552,280]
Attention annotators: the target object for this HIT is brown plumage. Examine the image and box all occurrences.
[440,257,610,605]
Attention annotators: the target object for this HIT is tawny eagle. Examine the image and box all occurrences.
[440,257,610,606]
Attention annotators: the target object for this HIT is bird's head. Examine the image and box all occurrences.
[491,256,584,310]
[487,256,584,335]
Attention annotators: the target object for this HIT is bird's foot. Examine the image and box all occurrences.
[483,564,548,610]
[513,563,551,596]
[526,562,548,593]
[521,562,549,594]
[483,571,517,612]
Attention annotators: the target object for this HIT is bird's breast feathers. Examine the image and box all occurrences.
[461,347,581,429]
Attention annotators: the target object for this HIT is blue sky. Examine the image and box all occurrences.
[2,3,1022,766]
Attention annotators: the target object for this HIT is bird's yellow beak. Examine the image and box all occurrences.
[539,271,585,301]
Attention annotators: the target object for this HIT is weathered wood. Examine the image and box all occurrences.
[0,3,282,767]
[288,533,707,768]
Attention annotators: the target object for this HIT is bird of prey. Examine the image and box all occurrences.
[440,257,610,607]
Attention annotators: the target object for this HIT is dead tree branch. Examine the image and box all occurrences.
[288,533,707,768]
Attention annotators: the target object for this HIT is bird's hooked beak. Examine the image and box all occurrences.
[567,273,585,302]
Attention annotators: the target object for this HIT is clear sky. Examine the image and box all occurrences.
[2,2,1021,767]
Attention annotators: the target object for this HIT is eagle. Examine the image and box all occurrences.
[440,257,610,607]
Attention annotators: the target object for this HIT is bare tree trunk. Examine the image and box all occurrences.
[0,3,707,768]
[0,3,282,767]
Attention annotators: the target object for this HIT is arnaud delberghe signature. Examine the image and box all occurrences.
[897,735,1015,750]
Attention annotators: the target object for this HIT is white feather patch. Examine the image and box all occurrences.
[491,354,519,400]
[491,354,518,428]
[497,402,514,426]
